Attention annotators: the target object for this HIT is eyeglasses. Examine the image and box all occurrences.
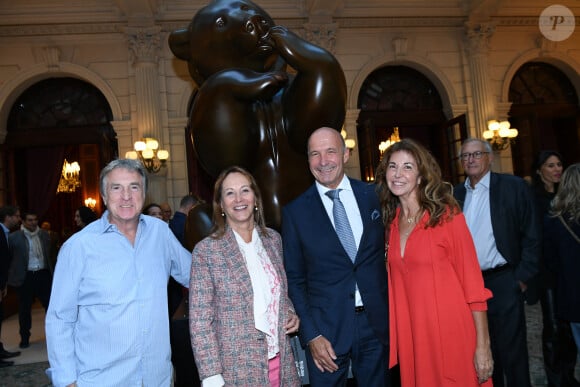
[460,151,489,161]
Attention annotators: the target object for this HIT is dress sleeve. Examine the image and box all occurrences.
[449,213,492,311]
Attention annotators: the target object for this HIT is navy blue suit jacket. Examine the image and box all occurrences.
[282,178,388,353]
[0,229,9,289]
[454,172,540,284]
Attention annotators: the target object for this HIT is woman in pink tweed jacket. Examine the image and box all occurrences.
[189,166,301,386]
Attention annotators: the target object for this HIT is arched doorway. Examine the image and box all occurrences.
[4,77,117,241]
[508,62,580,177]
[357,65,466,184]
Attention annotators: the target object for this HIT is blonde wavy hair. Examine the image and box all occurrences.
[549,163,580,224]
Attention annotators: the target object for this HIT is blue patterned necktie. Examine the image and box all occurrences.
[326,189,357,262]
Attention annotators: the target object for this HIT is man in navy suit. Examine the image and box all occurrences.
[282,127,391,386]
[0,205,22,368]
[454,138,539,387]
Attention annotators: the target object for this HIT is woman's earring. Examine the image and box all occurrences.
[254,205,258,212]
[221,211,225,217]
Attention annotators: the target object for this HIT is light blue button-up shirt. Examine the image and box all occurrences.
[463,171,508,270]
[45,212,192,387]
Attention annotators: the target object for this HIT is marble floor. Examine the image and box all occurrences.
[0,302,578,386]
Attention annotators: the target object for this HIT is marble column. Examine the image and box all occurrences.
[464,21,496,137]
[127,26,163,140]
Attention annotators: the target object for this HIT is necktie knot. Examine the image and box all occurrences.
[325,189,342,201]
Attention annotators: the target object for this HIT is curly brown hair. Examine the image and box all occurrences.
[375,138,460,228]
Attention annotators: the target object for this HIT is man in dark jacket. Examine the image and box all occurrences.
[8,210,53,349]
[0,206,22,367]
[454,138,540,387]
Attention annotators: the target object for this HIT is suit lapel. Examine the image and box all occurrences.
[351,179,372,260]
[305,183,355,263]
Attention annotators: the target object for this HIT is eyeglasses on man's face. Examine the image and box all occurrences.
[460,151,489,161]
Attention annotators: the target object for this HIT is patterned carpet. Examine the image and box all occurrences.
[0,303,577,386]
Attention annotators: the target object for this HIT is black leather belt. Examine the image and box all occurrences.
[482,264,511,278]
[355,306,365,313]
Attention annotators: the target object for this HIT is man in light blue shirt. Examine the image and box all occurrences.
[45,159,192,387]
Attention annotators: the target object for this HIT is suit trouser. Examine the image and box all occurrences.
[540,286,579,386]
[16,269,51,340]
[0,299,4,343]
[170,318,200,387]
[305,309,390,387]
[484,269,531,387]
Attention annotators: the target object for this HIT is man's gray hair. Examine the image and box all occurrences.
[100,159,148,199]
[459,138,492,156]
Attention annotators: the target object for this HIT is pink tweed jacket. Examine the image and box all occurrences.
[189,226,301,386]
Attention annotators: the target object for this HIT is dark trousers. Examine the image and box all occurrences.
[170,318,200,387]
[485,269,531,387]
[540,287,579,387]
[17,269,51,340]
[0,299,3,341]
[305,310,391,387]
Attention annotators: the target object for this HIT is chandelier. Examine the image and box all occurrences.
[378,127,401,156]
[483,120,519,151]
[84,197,96,210]
[56,159,81,193]
[340,129,356,153]
[125,137,169,173]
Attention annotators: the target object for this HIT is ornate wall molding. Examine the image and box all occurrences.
[303,22,338,53]
[127,26,162,65]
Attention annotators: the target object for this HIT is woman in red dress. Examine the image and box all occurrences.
[376,138,494,386]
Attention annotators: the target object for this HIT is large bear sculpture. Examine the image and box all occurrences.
[169,0,347,229]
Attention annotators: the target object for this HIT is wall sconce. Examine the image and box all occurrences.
[378,127,401,157]
[483,120,518,151]
[340,129,356,153]
[56,159,81,193]
[84,197,96,210]
[125,137,169,173]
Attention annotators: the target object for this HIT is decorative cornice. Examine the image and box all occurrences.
[303,22,338,53]
[2,16,578,38]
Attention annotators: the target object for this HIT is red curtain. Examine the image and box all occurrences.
[24,146,65,219]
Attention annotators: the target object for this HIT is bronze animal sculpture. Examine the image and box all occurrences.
[169,0,347,230]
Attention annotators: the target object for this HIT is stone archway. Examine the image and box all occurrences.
[508,61,580,177]
[4,77,117,240]
[356,65,465,183]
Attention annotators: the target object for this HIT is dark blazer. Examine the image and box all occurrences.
[543,214,580,322]
[454,172,540,284]
[0,229,9,290]
[282,178,388,354]
[8,228,53,287]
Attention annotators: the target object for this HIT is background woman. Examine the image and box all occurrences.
[544,164,580,358]
[530,151,579,387]
[376,139,493,386]
[142,203,163,220]
[74,206,97,230]
[189,166,300,386]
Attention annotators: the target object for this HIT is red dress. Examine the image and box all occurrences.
[387,209,493,387]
